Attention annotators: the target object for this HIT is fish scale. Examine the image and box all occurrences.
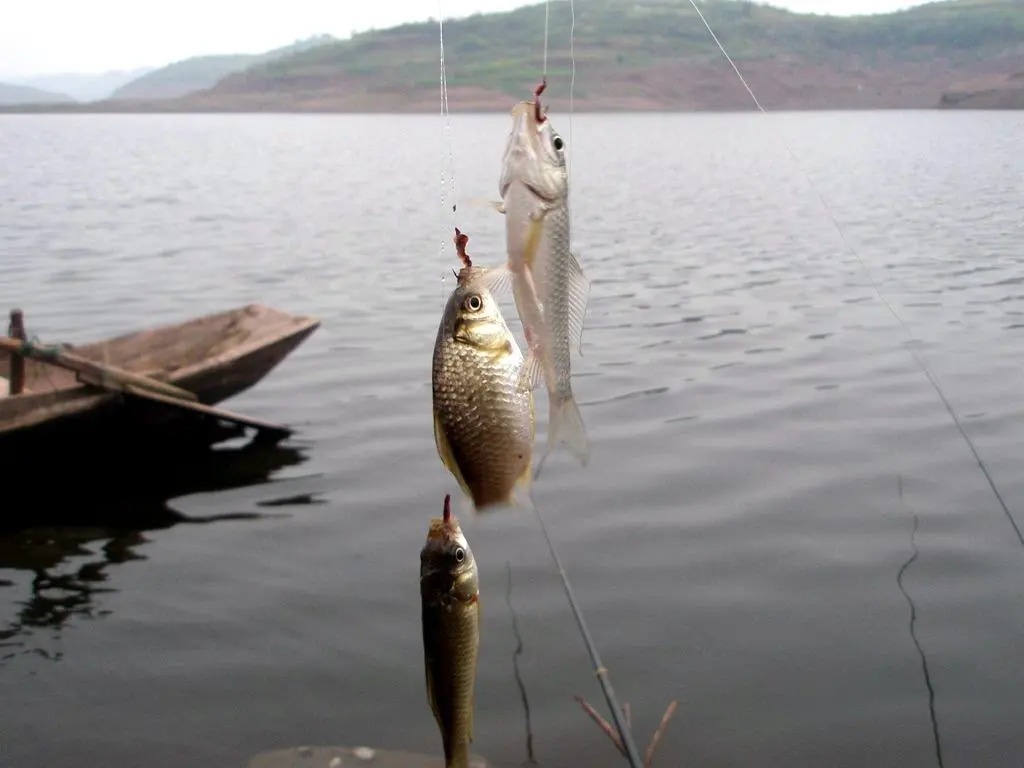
[432,266,535,511]
[533,195,588,403]
[421,508,480,768]
[497,99,591,470]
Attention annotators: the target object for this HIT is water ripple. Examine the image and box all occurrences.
[1,111,1023,768]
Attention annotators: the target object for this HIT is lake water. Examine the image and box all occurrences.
[1,111,1023,768]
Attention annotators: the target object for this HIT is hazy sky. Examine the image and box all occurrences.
[2,0,923,78]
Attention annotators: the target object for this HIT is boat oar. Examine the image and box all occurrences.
[1,334,291,442]
[118,385,293,443]
[0,335,198,402]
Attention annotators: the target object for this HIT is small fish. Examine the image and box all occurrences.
[492,82,591,472]
[432,232,535,511]
[421,494,481,768]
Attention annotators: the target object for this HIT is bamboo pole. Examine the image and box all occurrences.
[7,310,25,395]
[0,335,197,402]
[120,385,292,442]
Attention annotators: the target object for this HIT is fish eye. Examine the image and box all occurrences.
[454,547,466,563]
[552,134,564,151]
[464,294,483,312]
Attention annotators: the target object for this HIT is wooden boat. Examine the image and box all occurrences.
[0,303,319,459]
[247,745,490,768]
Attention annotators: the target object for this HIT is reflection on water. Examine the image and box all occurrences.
[0,527,144,663]
[895,476,946,768]
[0,438,310,664]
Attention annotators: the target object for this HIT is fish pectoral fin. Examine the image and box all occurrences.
[517,350,544,392]
[424,656,439,720]
[511,464,533,508]
[478,264,513,297]
[567,250,591,357]
[464,196,506,214]
[522,216,545,270]
[512,483,536,514]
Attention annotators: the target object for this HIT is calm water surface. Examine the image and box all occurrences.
[1,112,1023,768]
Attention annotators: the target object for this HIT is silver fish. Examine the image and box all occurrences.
[494,90,590,471]
[432,258,535,511]
[421,494,481,768]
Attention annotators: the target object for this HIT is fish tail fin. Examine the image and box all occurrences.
[538,393,590,477]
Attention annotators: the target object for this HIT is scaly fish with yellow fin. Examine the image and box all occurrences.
[421,494,480,768]
[432,229,535,512]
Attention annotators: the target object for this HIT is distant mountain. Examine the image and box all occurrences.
[109,54,259,100]
[0,82,73,105]
[3,1,1023,113]
[178,0,1024,112]
[12,68,155,102]
[109,34,337,101]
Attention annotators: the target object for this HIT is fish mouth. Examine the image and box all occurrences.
[500,100,564,205]
[453,317,485,344]
[454,318,511,353]
[500,101,555,201]
[426,515,463,543]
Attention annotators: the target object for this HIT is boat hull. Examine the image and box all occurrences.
[0,304,319,460]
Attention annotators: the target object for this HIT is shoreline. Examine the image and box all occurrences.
[0,103,1016,115]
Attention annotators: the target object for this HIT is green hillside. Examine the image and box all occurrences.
[108,53,258,99]
[194,0,1023,110]
[109,54,257,100]
[4,0,1022,112]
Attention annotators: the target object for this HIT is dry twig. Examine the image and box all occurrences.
[574,695,625,756]
[575,696,680,767]
[644,700,679,768]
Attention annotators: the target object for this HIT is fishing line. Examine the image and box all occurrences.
[528,491,645,768]
[568,0,576,179]
[687,0,1024,550]
[543,0,551,80]
[437,2,458,264]
[529,7,640,762]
